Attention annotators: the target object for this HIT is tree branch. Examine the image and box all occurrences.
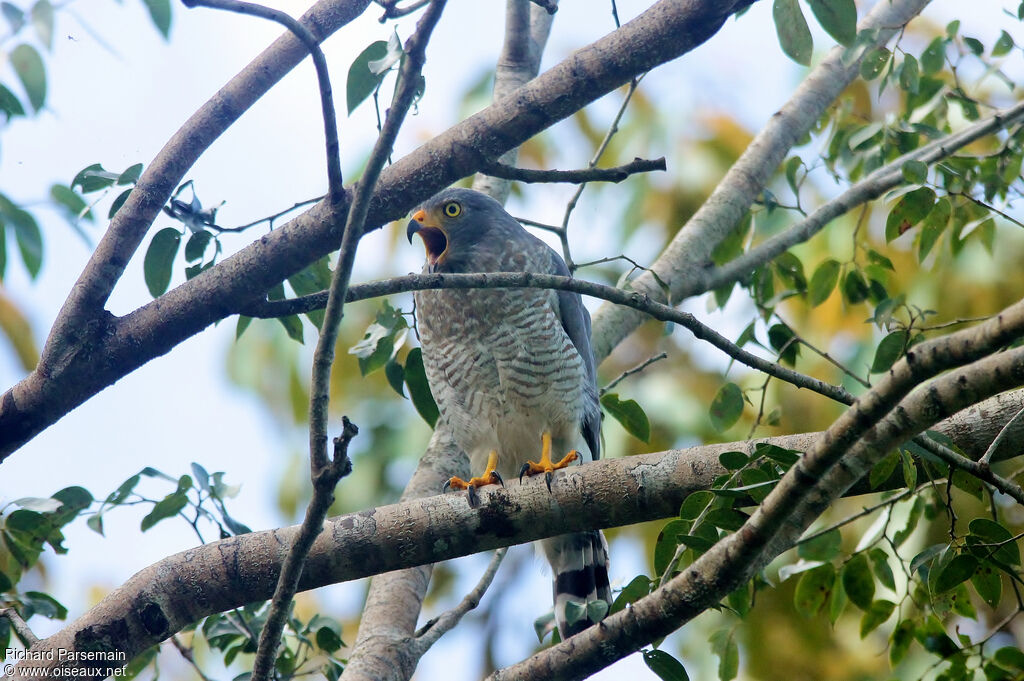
[477,157,665,184]
[8,388,1024,678]
[699,100,1024,294]
[0,0,756,460]
[588,0,933,362]
[1,607,39,646]
[489,298,1024,681]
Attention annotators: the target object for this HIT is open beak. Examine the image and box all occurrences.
[406,209,449,266]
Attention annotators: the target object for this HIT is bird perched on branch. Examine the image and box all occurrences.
[407,187,611,638]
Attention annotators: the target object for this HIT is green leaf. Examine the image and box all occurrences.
[808,258,840,307]
[705,508,749,531]
[799,528,841,561]
[773,0,812,65]
[610,575,652,615]
[315,625,344,653]
[970,562,1001,607]
[709,628,739,681]
[184,230,214,263]
[868,548,896,591]
[118,163,144,185]
[899,448,917,489]
[384,358,406,397]
[993,30,1014,57]
[963,36,984,56]
[898,54,919,93]
[654,519,688,576]
[967,518,1020,565]
[404,347,438,428]
[918,196,950,261]
[347,40,389,114]
[679,490,713,520]
[31,0,53,50]
[934,554,977,593]
[140,491,188,531]
[841,269,870,304]
[143,227,181,297]
[860,46,891,80]
[868,450,899,488]
[841,553,874,610]
[995,646,1024,671]
[287,255,332,328]
[24,591,67,620]
[901,159,928,184]
[921,37,946,74]
[235,315,252,339]
[859,599,895,637]
[72,163,118,193]
[10,43,45,112]
[563,600,587,627]
[885,187,935,242]
[889,619,915,665]
[0,83,25,119]
[1,2,24,31]
[794,562,834,618]
[601,392,651,443]
[349,309,408,376]
[0,193,43,278]
[773,251,806,290]
[141,0,171,38]
[784,156,803,195]
[267,282,304,343]
[807,0,856,46]
[643,649,689,681]
[50,184,91,223]
[709,383,744,432]
[870,330,907,374]
[767,324,799,365]
[718,451,748,471]
[756,442,801,467]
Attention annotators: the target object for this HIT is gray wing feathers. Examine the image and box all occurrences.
[547,248,601,461]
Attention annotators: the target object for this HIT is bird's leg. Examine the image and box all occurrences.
[444,450,504,506]
[519,432,578,491]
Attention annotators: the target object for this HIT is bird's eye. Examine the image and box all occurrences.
[443,201,462,218]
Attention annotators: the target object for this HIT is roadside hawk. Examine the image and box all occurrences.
[407,187,611,638]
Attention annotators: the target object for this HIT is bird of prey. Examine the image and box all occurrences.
[407,187,611,638]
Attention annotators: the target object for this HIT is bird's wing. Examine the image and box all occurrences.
[547,248,601,460]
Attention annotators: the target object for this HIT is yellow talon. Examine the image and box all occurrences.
[444,450,503,506]
[519,432,578,489]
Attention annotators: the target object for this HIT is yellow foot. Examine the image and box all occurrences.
[519,432,578,491]
[443,450,503,507]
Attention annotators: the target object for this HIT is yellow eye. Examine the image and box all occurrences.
[443,201,462,218]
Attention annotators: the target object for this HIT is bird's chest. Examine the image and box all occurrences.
[415,287,582,415]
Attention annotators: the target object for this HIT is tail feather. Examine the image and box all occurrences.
[542,530,611,638]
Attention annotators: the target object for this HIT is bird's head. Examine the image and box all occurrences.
[406,188,511,270]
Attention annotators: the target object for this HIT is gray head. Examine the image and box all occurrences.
[406,188,520,272]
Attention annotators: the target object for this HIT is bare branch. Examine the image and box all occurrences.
[182,0,343,203]
[11,387,1024,678]
[600,352,668,395]
[250,417,358,681]
[253,4,446,677]
[411,548,508,654]
[478,157,665,184]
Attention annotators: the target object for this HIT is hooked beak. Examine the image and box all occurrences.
[406,209,449,265]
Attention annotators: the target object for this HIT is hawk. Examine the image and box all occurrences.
[407,187,611,638]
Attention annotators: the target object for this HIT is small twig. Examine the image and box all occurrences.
[182,0,343,203]
[229,195,325,232]
[601,352,668,395]
[170,635,215,681]
[796,486,918,547]
[1,607,39,646]
[479,157,664,185]
[249,418,358,681]
[514,216,563,233]
[411,547,508,653]
[560,76,644,270]
[912,432,1024,505]
[981,405,1024,465]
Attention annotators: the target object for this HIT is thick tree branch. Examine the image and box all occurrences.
[0,0,756,460]
[7,388,1024,679]
[588,0,933,362]
[489,299,1024,681]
